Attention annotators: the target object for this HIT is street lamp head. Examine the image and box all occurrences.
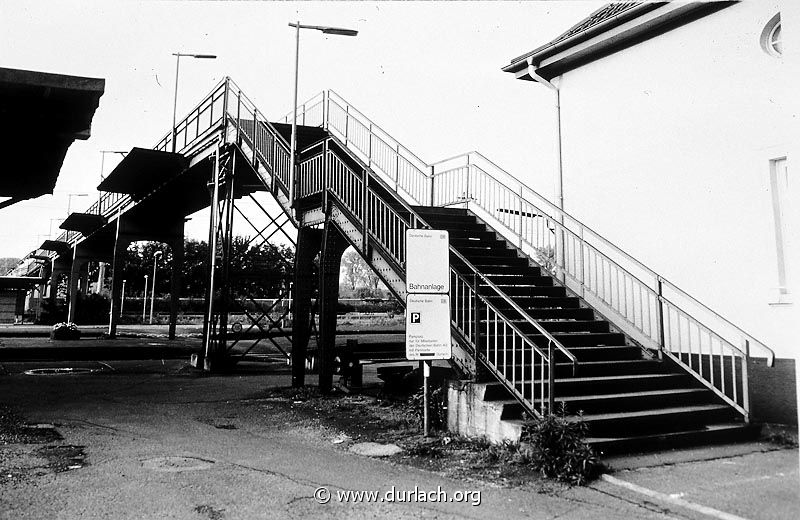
[321,28,358,36]
[289,22,358,37]
[154,251,163,258]
[172,52,217,59]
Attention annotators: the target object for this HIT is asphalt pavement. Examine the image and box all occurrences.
[0,335,797,519]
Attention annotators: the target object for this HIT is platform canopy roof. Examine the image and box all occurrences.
[0,67,104,207]
[59,212,106,234]
[39,240,70,254]
[97,147,189,200]
[0,276,45,289]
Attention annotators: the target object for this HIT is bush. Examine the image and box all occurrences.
[50,322,81,341]
[522,405,601,485]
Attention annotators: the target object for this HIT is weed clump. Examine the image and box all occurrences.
[521,406,601,485]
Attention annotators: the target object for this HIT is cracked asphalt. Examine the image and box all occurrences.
[0,349,797,519]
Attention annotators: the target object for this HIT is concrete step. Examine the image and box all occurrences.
[587,422,757,455]
[554,388,715,415]
[576,404,737,437]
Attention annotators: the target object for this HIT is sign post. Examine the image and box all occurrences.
[405,229,451,437]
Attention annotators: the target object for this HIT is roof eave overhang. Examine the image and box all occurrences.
[505,1,735,82]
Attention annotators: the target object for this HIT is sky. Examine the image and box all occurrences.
[0,0,602,259]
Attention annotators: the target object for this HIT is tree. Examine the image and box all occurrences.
[339,248,388,298]
[341,250,367,291]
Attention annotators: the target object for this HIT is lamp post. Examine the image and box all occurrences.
[149,251,163,325]
[120,279,127,314]
[172,52,217,152]
[66,193,89,217]
[287,22,357,208]
[142,274,149,322]
[97,150,127,214]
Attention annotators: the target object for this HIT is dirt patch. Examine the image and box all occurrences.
[258,386,558,491]
[1,405,63,444]
[0,405,86,486]
[194,504,225,520]
[35,444,87,473]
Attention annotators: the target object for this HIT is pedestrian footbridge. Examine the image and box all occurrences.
[12,78,777,453]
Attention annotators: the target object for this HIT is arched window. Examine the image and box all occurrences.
[761,14,783,57]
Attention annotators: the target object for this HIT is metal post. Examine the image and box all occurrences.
[203,142,222,371]
[344,105,350,143]
[423,360,431,437]
[289,21,300,210]
[429,165,435,207]
[465,154,471,206]
[741,338,751,423]
[547,341,555,415]
[172,54,180,153]
[657,277,665,359]
[120,279,126,314]
[142,274,149,322]
[368,123,373,167]
[578,228,585,297]
[149,251,162,324]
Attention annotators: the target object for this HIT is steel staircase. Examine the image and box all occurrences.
[39,78,775,454]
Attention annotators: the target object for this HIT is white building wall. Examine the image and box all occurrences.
[554,1,797,359]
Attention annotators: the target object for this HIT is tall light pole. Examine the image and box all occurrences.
[149,251,163,325]
[142,275,149,322]
[98,150,127,214]
[172,52,217,152]
[120,279,127,314]
[287,22,357,208]
[66,193,89,216]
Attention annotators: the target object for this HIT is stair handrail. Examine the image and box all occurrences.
[431,150,775,364]
[308,130,579,371]
[296,134,574,416]
[285,86,776,419]
[314,90,774,366]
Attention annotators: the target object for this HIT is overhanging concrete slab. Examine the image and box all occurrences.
[98,147,188,199]
[59,212,106,234]
[0,276,45,289]
[40,240,71,254]
[0,67,104,202]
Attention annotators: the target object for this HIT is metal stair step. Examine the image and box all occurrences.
[496,359,664,378]
[485,295,581,308]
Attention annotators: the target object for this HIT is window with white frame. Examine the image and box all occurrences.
[769,157,790,302]
[761,13,783,58]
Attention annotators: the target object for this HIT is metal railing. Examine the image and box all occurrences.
[295,140,575,417]
[289,88,774,420]
[47,79,233,253]
[32,78,774,420]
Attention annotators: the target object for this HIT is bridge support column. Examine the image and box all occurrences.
[168,230,184,341]
[318,222,350,393]
[108,235,133,339]
[49,261,70,303]
[291,226,322,388]
[66,253,88,323]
